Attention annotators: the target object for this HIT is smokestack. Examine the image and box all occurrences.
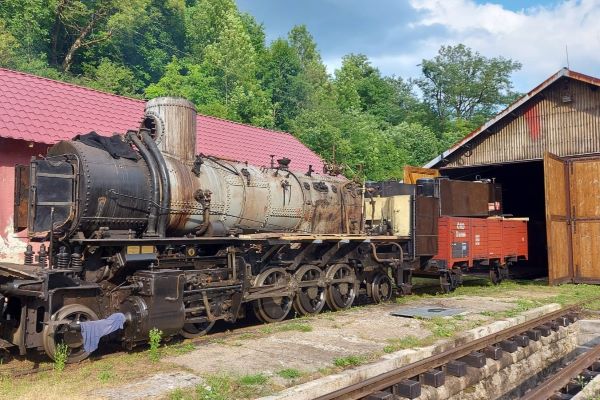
[143,97,197,162]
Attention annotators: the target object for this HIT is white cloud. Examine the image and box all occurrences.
[407,0,600,90]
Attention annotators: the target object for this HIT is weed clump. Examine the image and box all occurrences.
[148,328,163,362]
[333,355,365,368]
[277,368,302,379]
[54,342,69,372]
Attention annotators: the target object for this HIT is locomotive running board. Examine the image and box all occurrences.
[0,262,42,279]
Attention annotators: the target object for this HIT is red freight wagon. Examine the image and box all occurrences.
[429,216,528,291]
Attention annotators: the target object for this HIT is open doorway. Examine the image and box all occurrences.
[440,161,547,278]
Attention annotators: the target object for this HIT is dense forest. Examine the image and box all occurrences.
[0,0,522,179]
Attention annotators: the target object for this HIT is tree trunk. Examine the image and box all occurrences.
[50,0,68,66]
[61,16,95,72]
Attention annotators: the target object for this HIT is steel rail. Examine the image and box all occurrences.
[520,342,600,400]
[315,305,579,400]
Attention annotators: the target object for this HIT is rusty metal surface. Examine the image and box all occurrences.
[439,179,494,217]
[0,262,42,279]
[314,305,580,400]
[415,196,438,256]
[144,97,197,162]
[521,342,600,400]
[13,164,29,232]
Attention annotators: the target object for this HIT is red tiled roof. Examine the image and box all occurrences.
[0,68,323,172]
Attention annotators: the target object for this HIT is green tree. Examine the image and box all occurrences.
[288,25,328,93]
[389,122,440,166]
[262,38,309,130]
[107,0,187,85]
[416,44,521,126]
[145,57,222,114]
[201,11,272,125]
[184,0,237,60]
[48,0,149,72]
[0,0,54,62]
[0,18,19,67]
[83,59,143,97]
[240,12,266,58]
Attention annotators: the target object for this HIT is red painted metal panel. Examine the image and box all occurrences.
[433,216,528,270]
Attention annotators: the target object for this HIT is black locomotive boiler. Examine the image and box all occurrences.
[0,97,409,362]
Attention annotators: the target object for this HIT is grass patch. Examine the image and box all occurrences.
[423,316,460,338]
[503,299,541,318]
[189,373,272,400]
[260,321,313,334]
[238,373,268,386]
[333,355,366,368]
[276,368,302,379]
[166,342,196,356]
[238,333,258,340]
[383,335,424,353]
[97,364,114,383]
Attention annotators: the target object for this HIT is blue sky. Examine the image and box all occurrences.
[237,0,600,92]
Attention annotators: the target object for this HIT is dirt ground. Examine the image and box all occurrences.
[165,296,514,376]
[1,279,599,400]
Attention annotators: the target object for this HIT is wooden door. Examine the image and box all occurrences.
[544,152,572,284]
[569,157,600,283]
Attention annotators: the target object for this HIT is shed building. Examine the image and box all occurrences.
[0,68,323,262]
[426,68,600,284]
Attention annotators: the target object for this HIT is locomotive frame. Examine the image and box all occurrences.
[0,97,413,362]
[0,97,527,362]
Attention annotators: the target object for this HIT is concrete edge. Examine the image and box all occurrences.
[258,303,562,400]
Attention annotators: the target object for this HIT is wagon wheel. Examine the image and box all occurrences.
[325,264,358,311]
[253,268,293,323]
[181,299,215,339]
[43,304,98,363]
[371,272,393,303]
[439,269,462,294]
[490,263,510,285]
[293,265,326,316]
[489,266,502,285]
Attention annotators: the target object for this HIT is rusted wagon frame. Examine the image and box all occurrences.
[315,305,580,400]
[520,342,600,400]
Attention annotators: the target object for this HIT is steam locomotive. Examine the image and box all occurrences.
[0,97,527,362]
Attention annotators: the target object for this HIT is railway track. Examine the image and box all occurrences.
[315,305,581,400]
[521,342,600,400]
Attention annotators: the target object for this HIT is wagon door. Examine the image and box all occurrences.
[543,152,572,284]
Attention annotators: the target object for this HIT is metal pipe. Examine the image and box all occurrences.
[370,242,404,264]
[127,131,159,236]
[141,130,171,237]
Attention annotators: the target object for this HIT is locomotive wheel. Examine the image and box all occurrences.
[43,304,98,363]
[253,268,293,323]
[325,264,358,311]
[293,265,326,316]
[181,300,215,339]
[371,273,393,303]
[181,320,215,338]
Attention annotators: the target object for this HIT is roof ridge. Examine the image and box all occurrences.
[0,67,146,104]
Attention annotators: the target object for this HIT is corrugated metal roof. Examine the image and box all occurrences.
[0,68,323,172]
[425,68,600,168]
